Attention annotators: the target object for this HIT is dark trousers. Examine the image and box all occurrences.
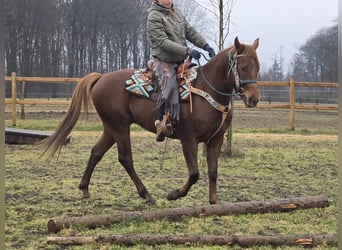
[157,102,165,121]
[152,58,180,122]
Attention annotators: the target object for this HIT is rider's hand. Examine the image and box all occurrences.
[203,44,216,58]
[187,48,201,60]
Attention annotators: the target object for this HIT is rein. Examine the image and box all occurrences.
[197,57,236,97]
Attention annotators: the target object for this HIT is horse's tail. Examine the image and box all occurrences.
[39,72,102,159]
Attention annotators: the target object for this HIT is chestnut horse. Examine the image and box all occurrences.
[41,37,260,205]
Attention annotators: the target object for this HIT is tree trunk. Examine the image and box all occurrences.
[47,195,329,233]
[47,234,338,247]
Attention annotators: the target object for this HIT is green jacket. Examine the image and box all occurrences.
[147,2,208,63]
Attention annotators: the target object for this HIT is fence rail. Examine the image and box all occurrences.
[4,72,339,129]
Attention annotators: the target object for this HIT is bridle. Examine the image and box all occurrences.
[227,49,257,95]
[197,48,257,97]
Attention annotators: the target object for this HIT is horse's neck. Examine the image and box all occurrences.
[196,50,234,103]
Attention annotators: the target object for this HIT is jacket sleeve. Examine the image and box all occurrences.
[147,13,187,56]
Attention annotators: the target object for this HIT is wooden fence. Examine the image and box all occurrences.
[4,72,339,129]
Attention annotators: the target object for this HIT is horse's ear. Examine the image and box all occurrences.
[253,38,260,50]
[234,36,245,54]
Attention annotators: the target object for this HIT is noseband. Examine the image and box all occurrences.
[227,49,257,95]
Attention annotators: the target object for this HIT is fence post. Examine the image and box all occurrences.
[20,81,26,119]
[290,77,295,130]
[11,72,17,126]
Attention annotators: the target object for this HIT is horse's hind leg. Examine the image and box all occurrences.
[116,131,156,205]
[79,130,115,198]
[167,140,199,200]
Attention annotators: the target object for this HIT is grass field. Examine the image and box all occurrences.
[5,109,338,249]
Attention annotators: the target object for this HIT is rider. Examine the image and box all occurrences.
[147,0,215,142]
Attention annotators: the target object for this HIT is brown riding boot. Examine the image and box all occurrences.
[160,114,173,137]
[155,120,165,142]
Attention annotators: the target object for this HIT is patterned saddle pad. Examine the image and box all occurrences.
[125,66,198,101]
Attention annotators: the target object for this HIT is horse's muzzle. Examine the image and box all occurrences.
[246,96,259,107]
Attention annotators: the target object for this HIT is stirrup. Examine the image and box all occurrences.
[160,114,173,137]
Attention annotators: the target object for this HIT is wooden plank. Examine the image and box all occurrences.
[14,76,81,83]
[257,81,338,88]
[295,82,338,88]
[257,81,289,86]
[4,99,71,105]
[5,127,71,145]
[16,100,72,105]
[294,104,338,111]
[5,75,81,83]
[234,103,291,109]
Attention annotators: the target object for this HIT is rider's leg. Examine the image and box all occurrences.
[155,102,166,142]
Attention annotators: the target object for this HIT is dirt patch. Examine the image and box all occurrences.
[234,133,337,141]
[72,131,337,141]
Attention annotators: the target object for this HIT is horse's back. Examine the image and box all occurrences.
[90,69,134,121]
[91,69,156,132]
[92,69,134,98]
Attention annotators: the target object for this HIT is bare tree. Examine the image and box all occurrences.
[174,0,208,34]
[291,23,337,82]
[194,0,236,49]
[5,0,64,77]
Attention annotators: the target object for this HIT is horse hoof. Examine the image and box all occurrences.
[146,197,157,205]
[167,189,180,200]
[81,189,90,199]
[210,199,221,204]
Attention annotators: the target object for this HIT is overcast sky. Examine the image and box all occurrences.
[229,0,338,71]
[196,0,338,72]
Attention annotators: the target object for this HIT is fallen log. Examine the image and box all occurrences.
[47,234,338,247]
[47,195,329,233]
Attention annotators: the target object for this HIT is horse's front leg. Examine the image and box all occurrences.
[206,134,225,204]
[167,140,199,200]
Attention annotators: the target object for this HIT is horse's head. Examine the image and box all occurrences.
[231,37,260,107]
